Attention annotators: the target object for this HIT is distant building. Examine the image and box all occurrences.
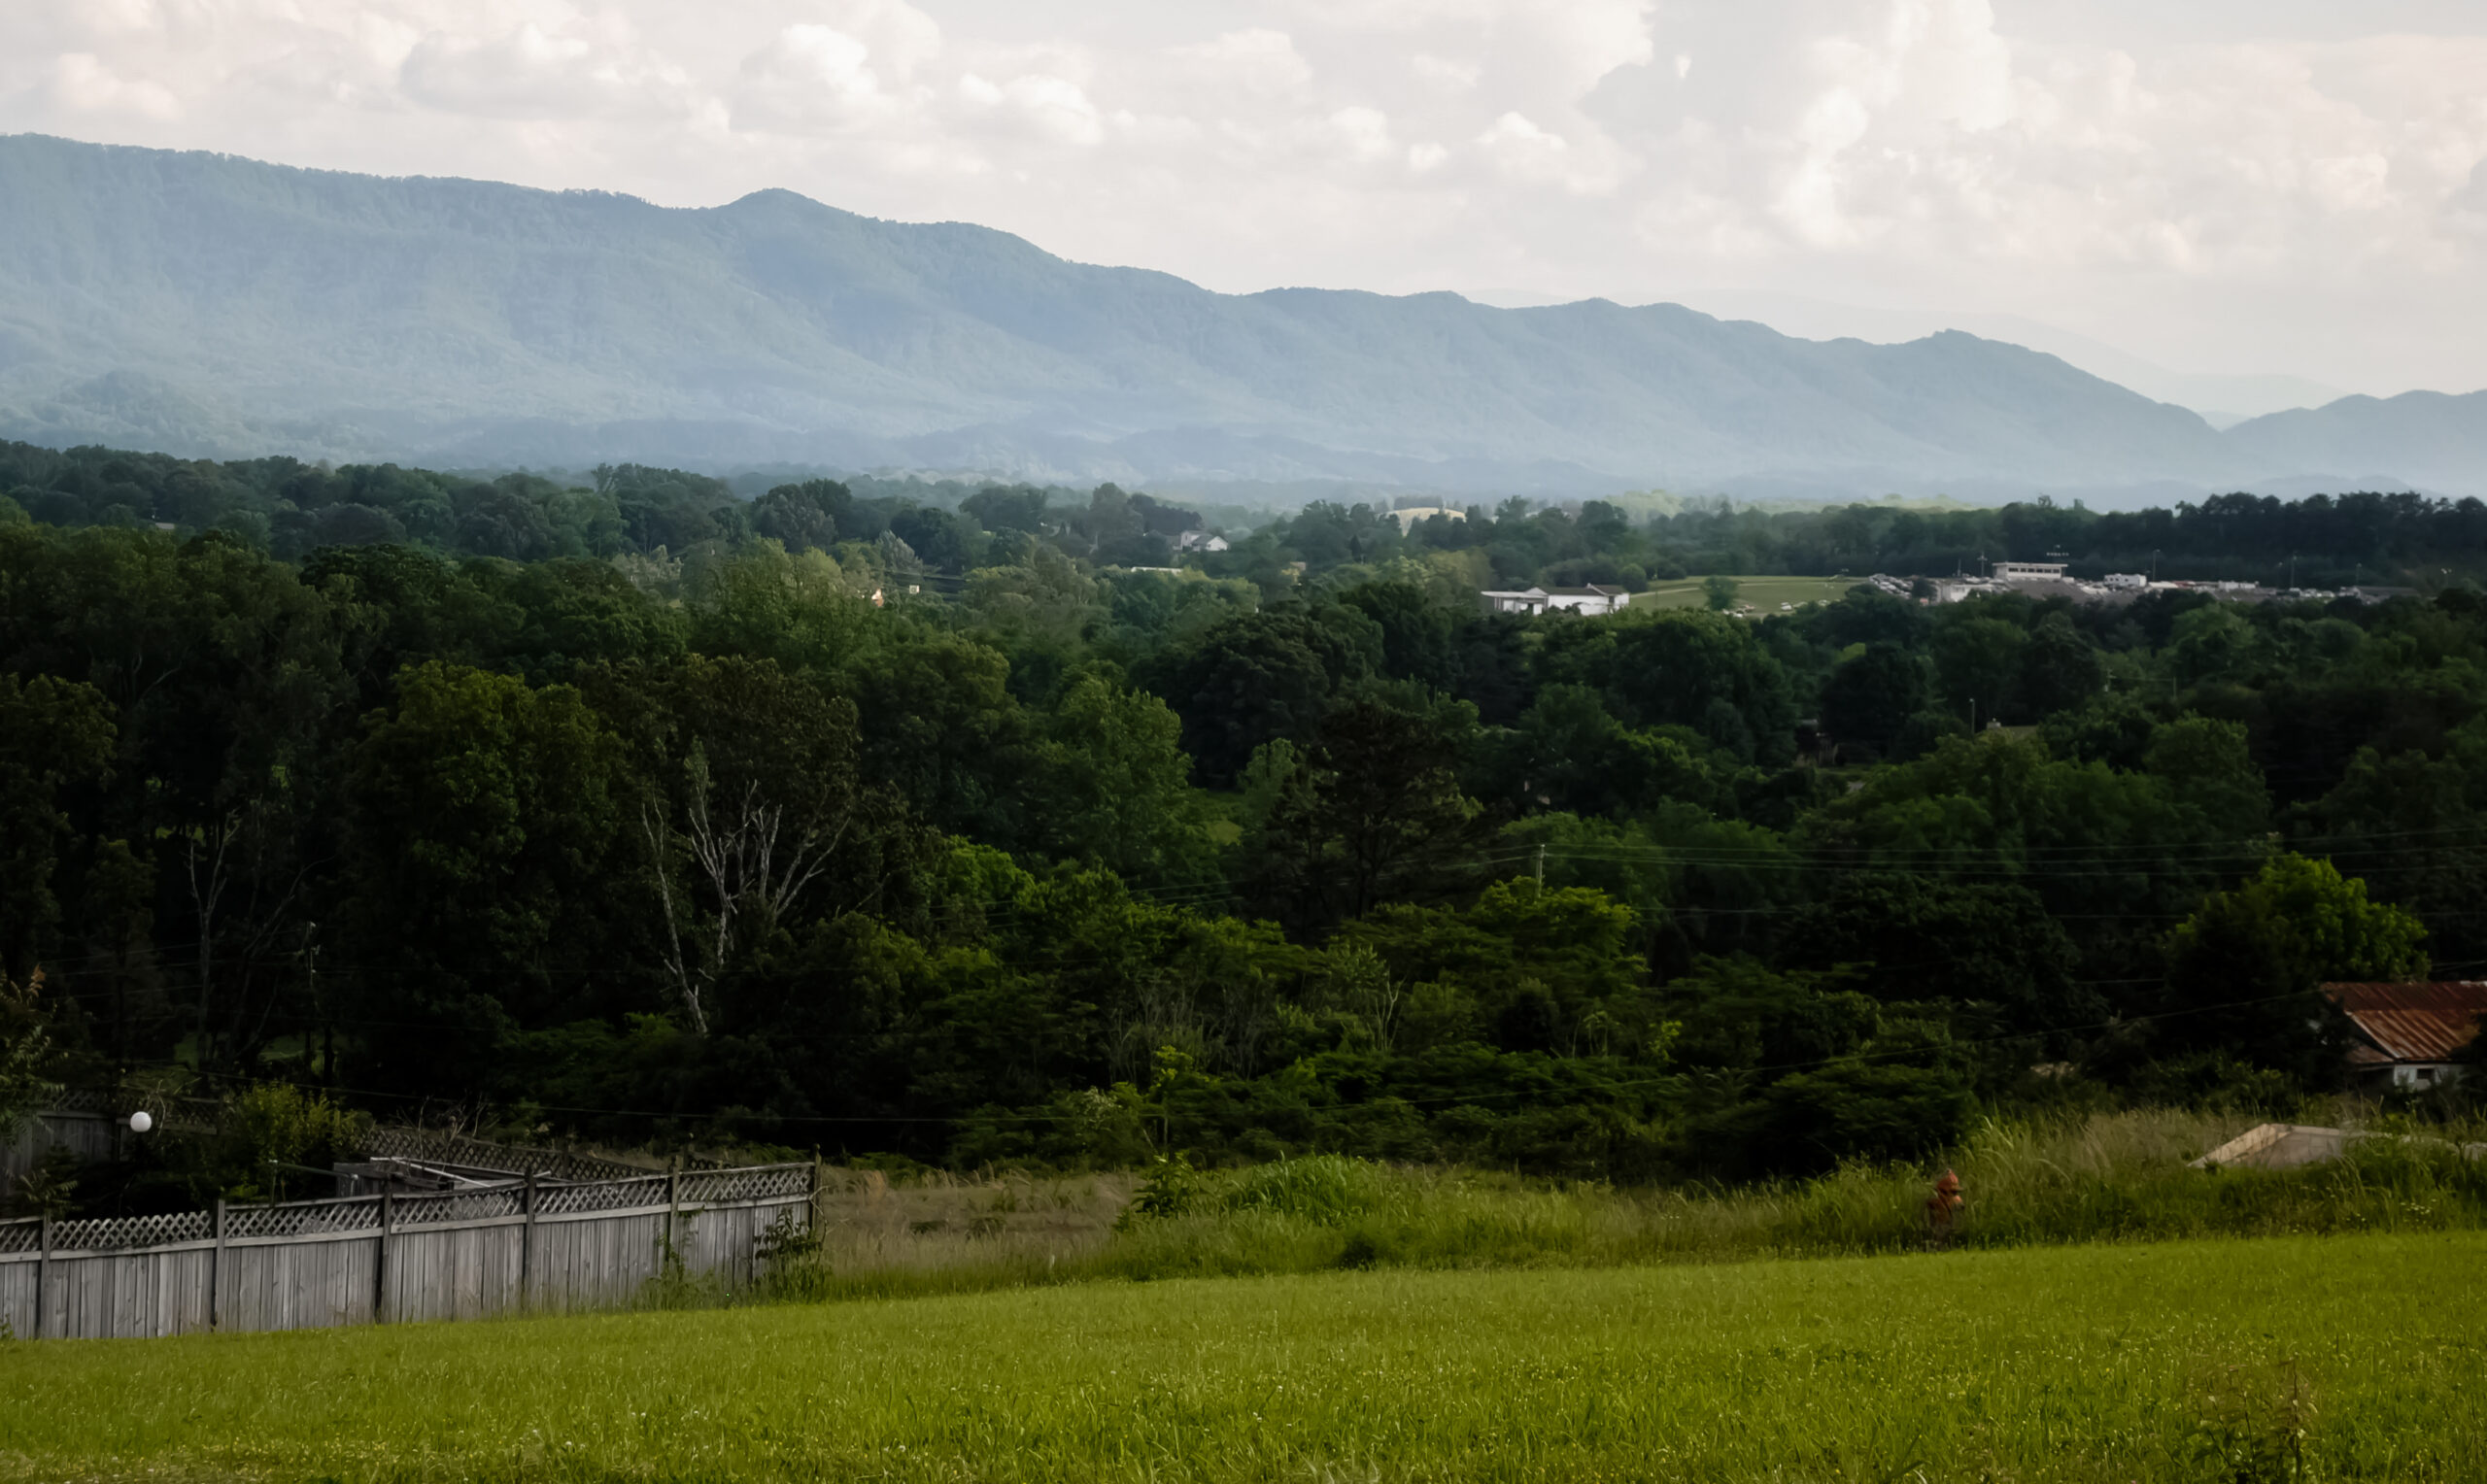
[1544,585,1632,616]
[2102,573,2148,590]
[1993,561,2069,583]
[1389,506,1468,531]
[1480,584,1633,617]
[1175,530,1229,553]
[2323,982,2487,1091]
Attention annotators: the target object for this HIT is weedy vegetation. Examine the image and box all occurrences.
[763,1107,2487,1303]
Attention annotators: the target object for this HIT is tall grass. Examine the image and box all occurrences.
[767,1106,2487,1301]
[7,1233,2484,1482]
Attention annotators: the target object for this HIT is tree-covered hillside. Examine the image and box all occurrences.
[21,133,2485,498]
[5,444,2483,1206]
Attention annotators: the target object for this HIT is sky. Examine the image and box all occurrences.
[7,0,2486,403]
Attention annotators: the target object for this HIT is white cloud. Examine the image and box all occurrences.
[961,71,1107,148]
[733,12,942,134]
[1168,29,1312,99]
[1,0,2485,390]
[399,20,696,120]
[1319,106,1396,165]
[51,52,182,119]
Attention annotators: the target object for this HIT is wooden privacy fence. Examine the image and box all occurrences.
[3,1090,220,1195]
[0,1163,816,1341]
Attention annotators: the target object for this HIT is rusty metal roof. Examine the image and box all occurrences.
[2323,983,2487,1063]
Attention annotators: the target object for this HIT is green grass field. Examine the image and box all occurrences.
[1633,575,1861,612]
[7,1231,2483,1483]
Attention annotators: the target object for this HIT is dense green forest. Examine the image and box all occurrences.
[4,441,2484,1208]
[11,439,2487,591]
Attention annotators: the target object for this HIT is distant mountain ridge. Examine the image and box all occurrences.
[1,133,2478,501]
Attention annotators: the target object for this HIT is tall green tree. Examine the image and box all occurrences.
[2161,854,2428,1083]
[343,662,626,1089]
[0,675,115,983]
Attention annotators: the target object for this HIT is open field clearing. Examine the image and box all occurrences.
[1633,575,1860,611]
[4,1231,2482,1483]
[786,1110,2487,1302]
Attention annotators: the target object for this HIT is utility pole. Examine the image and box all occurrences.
[1532,844,1545,885]
[305,923,327,1087]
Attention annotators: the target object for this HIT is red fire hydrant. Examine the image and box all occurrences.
[1925,1167,1964,1249]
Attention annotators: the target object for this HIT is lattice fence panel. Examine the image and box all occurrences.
[392,1188,527,1228]
[681,1164,811,1204]
[49,1208,214,1251]
[363,1127,653,1182]
[537,1176,668,1216]
[0,1218,43,1254]
[225,1197,383,1240]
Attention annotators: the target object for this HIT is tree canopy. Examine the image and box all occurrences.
[1,443,2474,1211]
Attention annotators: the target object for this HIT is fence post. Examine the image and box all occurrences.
[32,1214,50,1340]
[375,1190,392,1325]
[665,1163,681,1269]
[520,1172,538,1312]
[209,1198,225,1332]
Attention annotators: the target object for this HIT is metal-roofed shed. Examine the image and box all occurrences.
[2322,982,2487,1091]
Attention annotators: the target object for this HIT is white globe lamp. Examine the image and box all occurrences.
[126,1109,153,1134]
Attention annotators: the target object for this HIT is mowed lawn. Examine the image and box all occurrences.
[1634,575,1860,612]
[5,1233,2483,1483]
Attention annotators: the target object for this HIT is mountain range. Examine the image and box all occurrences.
[3,133,2481,504]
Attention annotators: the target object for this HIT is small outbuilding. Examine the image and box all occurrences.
[1544,585,1632,616]
[2322,982,2487,1091]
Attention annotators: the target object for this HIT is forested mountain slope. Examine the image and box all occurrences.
[0,133,2320,498]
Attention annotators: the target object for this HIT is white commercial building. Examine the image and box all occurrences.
[1480,584,1633,617]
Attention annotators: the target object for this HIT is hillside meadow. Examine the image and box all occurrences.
[1629,574,1861,612]
[3,1231,2480,1483]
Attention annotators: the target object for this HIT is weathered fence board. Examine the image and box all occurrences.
[0,1164,813,1341]
[3,1110,116,1193]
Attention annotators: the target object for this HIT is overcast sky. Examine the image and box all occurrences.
[9,0,2486,398]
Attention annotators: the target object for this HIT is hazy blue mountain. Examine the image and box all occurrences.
[0,133,2474,499]
[2224,391,2487,494]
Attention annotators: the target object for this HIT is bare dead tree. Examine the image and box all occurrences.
[183,800,312,1073]
[185,811,238,1066]
[644,749,849,1034]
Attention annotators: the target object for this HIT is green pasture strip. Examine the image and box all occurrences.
[5,1231,2482,1483]
[1633,576,1858,610]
